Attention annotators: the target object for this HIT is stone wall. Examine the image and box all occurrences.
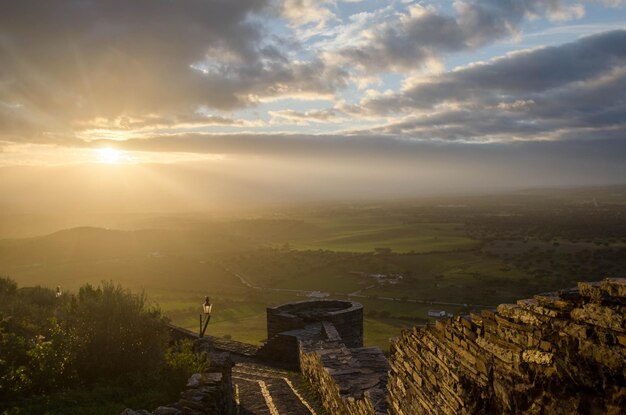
[387,278,626,414]
[167,323,199,342]
[121,369,234,415]
[256,330,302,370]
[298,321,389,415]
[259,300,389,415]
[299,345,376,415]
[121,351,235,415]
[267,300,364,348]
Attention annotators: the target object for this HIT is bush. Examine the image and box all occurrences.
[0,279,227,414]
[0,279,172,407]
[61,282,169,383]
[25,320,77,393]
[0,277,17,296]
[164,339,210,389]
[0,328,31,398]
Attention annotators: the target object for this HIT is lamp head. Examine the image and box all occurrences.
[203,296,212,315]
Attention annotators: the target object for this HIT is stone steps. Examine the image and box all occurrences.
[234,363,291,379]
[235,377,272,415]
[233,363,324,415]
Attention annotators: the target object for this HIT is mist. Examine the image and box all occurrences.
[2,137,624,219]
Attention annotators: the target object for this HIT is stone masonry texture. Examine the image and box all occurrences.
[299,339,389,415]
[387,277,626,415]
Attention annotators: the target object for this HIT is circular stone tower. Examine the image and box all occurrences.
[266,299,363,348]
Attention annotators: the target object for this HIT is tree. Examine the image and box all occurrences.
[0,278,189,412]
[61,282,169,383]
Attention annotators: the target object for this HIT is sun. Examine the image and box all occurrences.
[95,147,124,164]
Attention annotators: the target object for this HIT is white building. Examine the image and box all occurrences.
[427,310,446,318]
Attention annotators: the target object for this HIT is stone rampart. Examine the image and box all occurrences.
[387,278,626,414]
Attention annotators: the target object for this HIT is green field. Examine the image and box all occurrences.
[290,220,478,253]
[3,190,625,353]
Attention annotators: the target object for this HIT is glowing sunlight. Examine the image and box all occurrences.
[95,148,125,164]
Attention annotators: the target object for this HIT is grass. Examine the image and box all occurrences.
[359,252,534,304]
[202,313,268,345]
[290,221,478,253]
[159,295,269,344]
[363,318,414,351]
[164,291,307,345]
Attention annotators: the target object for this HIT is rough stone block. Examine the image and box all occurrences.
[387,279,626,415]
[601,278,626,298]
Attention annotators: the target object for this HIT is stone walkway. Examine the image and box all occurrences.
[232,362,326,415]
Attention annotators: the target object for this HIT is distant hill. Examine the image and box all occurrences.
[0,219,316,267]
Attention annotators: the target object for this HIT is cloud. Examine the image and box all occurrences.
[330,0,586,73]
[3,136,624,213]
[351,30,626,142]
[73,113,265,140]
[70,133,626,197]
[0,0,348,140]
[279,0,337,29]
[598,0,626,6]
[0,0,624,153]
[269,108,342,124]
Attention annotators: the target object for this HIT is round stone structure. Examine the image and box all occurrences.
[266,299,363,348]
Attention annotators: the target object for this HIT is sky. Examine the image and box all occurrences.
[1,0,626,212]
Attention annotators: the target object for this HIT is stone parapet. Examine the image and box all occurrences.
[299,341,389,415]
[387,277,626,414]
[258,299,388,414]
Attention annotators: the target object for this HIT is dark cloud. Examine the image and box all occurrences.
[405,30,626,104]
[2,131,624,208]
[0,0,623,153]
[336,0,584,72]
[0,0,347,138]
[356,30,626,142]
[84,131,624,164]
[68,133,625,199]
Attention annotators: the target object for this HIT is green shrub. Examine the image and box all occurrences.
[0,277,17,296]
[61,282,169,383]
[164,339,210,388]
[0,278,173,409]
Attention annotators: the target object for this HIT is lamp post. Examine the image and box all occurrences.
[199,296,212,338]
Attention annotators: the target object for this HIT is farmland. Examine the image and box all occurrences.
[288,220,478,253]
[1,186,625,351]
